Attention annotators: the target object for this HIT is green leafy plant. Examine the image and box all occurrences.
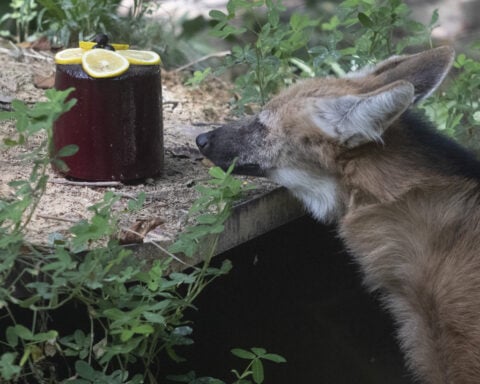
[230,347,286,384]
[421,51,480,153]
[199,0,437,113]
[0,88,77,252]
[321,0,437,62]
[0,0,39,42]
[0,178,237,383]
[169,162,254,258]
[0,88,252,383]
[0,0,167,48]
[208,0,319,112]
[36,0,123,46]
[0,88,77,381]
[167,347,286,384]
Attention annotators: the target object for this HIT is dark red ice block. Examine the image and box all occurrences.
[53,63,163,181]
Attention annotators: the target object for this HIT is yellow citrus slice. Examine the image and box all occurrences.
[78,41,96,50]
[81,49,130,78]
[55,48,85,64]
[79,41,130,50]
[117,50,161,65]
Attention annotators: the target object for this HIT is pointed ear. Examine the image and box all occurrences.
[310,80,414,147]
[350,46,455,103]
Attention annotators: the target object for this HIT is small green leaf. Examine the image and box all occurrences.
[252,358,264,384]
[231,348,256,360]
[6,327,18,347]
[75,360,96,380]
[3,136,23,146]
[103,308,125,320]
[127,192,146,211]
[56,144,79,158]
[13,325,33,340]
[262,353,287,363]
[120,329,134,342]
[210,224,225,234]
[358,12,374,28]
[225,159,237,175]
[209,9,227,21]
[429,8,439,26]
[51,157,69,172]
[132,324,154,335]
[0,111,14,121]
[196,213,219,225]
[32,330,58,343]
[251,347,267,356]
[209,166,226,179]
[186,68,212,87]
[0,353,21,380]
[143,312,166,325]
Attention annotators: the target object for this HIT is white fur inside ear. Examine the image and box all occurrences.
[269,167,341,222]
[310,82,414,147]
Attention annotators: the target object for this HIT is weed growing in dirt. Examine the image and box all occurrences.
[0,88,77,246]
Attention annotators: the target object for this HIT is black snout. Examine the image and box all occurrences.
[195,122,266,177]
[196,132,210,151]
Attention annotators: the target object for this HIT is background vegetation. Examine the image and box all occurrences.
[0,0,479,383]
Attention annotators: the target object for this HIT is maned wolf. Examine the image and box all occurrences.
[196,46,480,383]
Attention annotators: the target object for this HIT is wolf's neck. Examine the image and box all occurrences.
[269,167,344,222]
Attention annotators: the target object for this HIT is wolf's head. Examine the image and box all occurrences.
[196,47,455,220]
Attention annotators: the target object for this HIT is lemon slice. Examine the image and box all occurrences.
[81,49,130,78]
[117,50,161,65]
[79,41,130,50]
[55,48,85,64]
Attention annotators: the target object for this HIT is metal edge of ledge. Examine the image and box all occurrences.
[131,187,305,267]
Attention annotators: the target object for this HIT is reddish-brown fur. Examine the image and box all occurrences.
[196,47,480,383]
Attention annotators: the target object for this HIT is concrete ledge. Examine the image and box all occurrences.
[131,187,305,268]
[216,187,304,255]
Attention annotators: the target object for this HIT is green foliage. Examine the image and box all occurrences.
[36,0,122,46]
[209,0,319,112]
[421,52,480,153]
[230,347,286,384]
[201,0,435,113]
[0,181,233,382]
[167,348,286,384]
[0,87,77,250]
[0,88,275,383]
[0,0,161,47]
[0,353,21,380]
[169,162,254,258]
[320,0,437,63]
[0,0,39,42]
[185,67,213,87]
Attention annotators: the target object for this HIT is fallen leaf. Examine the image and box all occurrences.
[34,74,55,89]
[31,36,51,51]
[119,217,165,244]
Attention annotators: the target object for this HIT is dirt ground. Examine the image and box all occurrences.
[0,43,275,250]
